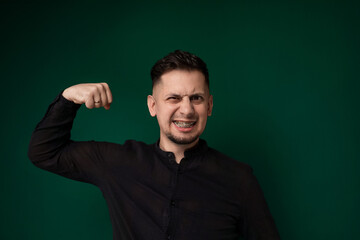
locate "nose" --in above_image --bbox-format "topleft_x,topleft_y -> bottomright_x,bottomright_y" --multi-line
179,97 -> 195,117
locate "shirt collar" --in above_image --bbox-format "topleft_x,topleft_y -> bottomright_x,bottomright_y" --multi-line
153,139 -> 208,163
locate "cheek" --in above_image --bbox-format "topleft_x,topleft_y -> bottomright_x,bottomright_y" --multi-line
196,108 -> 210,126
197,106 -> 209,117
161,106 -> 177,117
157,108 -> 175,122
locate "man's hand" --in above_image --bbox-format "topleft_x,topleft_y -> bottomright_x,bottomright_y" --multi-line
62,83 -> 113,110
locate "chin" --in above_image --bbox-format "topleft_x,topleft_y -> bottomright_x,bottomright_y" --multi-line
167,134 -> 200,145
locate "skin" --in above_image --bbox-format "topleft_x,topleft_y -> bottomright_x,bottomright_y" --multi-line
62,70 -> 213,163
147,70 -> 213,162
62,82 -> 113,110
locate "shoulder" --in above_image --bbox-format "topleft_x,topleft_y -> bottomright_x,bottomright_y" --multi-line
97,139 -> 153,156
205,146 -> 255,182
122,139 -> 152,150
201,145 -> 262,201
92,140 -> 156,172
207,147 -> 252,171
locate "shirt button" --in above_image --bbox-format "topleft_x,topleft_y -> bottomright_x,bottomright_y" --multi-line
171,200 -> 175,206
167,235 -> 171,240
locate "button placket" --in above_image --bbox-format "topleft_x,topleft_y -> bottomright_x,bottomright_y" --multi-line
166,159 -> 182,239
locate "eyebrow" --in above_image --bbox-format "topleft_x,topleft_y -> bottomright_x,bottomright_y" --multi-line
165,92 -> 206,98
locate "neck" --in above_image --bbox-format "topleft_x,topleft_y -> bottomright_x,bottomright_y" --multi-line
159,138 -> 199,164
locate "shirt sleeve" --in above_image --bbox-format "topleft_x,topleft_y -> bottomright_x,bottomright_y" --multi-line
238,168 -> 281,240
27,92 -> 105,185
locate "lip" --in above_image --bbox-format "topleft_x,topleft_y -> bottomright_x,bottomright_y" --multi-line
173,119 -> 197,122
172,121 -> 196,132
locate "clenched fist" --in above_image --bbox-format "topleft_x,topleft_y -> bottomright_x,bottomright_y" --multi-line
62,83 -> 113,110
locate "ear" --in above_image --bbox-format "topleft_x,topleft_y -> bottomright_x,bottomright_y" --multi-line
147,95 -> 157,117
207,95 -> 213,116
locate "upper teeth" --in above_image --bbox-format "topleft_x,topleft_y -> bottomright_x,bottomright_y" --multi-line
174,121 -> 195,128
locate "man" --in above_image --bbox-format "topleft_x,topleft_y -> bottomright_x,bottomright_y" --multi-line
28,50 -> 280,239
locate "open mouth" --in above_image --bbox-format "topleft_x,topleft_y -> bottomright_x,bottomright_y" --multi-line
173,121 -> 196,128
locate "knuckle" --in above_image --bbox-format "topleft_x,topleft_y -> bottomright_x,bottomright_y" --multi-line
85,103 -> 93,109
90,85 -> 98,93
85,91 -> 94,99
95,84 -> 101,90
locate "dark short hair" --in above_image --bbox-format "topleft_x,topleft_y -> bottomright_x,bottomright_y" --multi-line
150,50 -> 209,88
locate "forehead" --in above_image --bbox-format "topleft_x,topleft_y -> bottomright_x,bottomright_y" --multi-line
153,70 -> 208,96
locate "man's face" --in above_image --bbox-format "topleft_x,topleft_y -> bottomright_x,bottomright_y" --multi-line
147,69 -> 213,148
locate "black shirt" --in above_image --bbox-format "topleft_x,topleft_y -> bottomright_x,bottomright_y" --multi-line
28,94 -> 280,240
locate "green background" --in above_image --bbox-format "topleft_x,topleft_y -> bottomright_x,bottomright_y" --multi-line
1,0 -> 359,239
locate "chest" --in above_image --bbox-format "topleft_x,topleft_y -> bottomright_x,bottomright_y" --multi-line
99,156 -> 242,239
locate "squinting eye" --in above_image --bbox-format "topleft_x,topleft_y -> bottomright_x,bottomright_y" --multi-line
191,96 -> 203,102
167,96 -> 181,102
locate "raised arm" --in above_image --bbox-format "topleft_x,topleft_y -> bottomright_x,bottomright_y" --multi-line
28,83 -> 113,182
